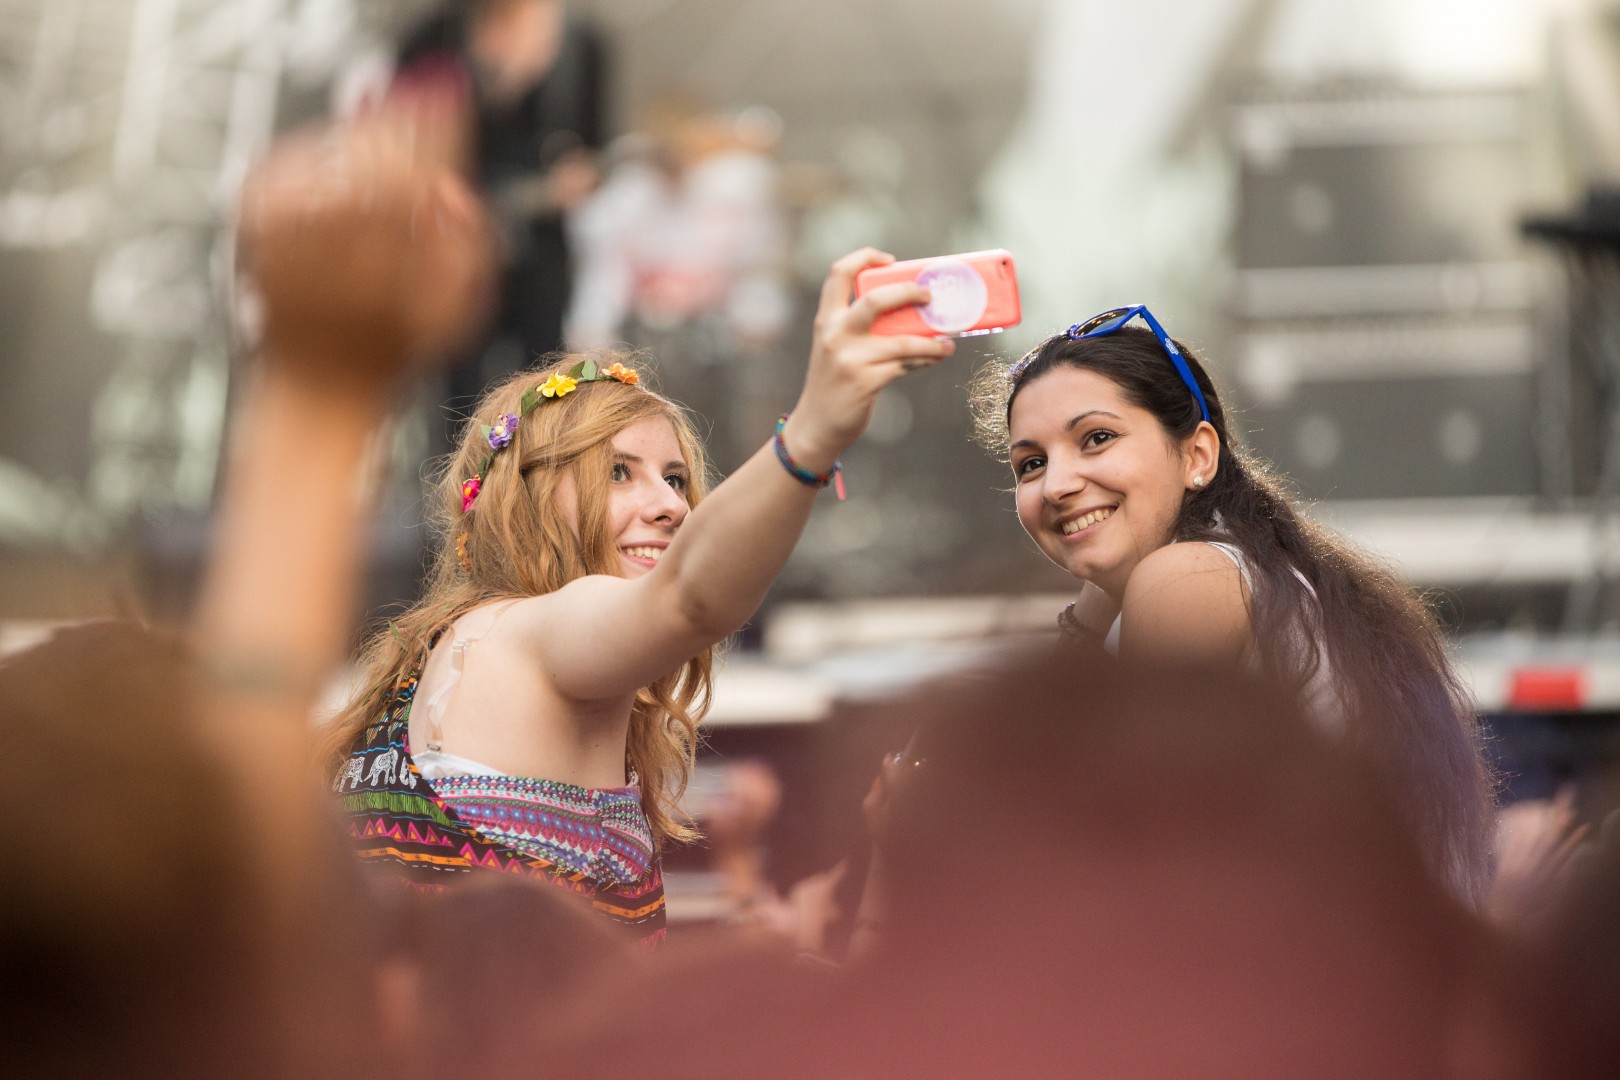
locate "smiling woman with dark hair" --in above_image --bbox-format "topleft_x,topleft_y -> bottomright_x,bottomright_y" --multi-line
969,308 -> 1495,903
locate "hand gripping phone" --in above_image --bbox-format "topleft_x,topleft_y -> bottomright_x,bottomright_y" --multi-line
854,249 -> 1022,337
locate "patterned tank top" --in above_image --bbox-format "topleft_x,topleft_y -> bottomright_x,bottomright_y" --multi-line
333,672 -> 667,946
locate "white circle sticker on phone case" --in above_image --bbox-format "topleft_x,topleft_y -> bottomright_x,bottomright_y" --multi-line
916,259 -> 988,334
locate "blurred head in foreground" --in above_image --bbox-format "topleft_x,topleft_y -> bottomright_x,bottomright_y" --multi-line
522,652 -> 1488,1079
384,875 -> 629,1080
0,622 -> 369,1079
847,654 -> 1482,1079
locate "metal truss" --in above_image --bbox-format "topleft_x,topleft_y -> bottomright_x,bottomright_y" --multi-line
0,1 -> 383,528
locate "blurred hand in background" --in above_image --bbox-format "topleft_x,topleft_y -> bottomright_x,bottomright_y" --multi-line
1488,787 -> 1589,934
235,89 -> 494,389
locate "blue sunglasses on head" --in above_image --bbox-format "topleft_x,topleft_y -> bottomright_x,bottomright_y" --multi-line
1010,304 -> 1210,424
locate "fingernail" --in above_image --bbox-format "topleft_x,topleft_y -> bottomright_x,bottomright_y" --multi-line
941,338 -> 956,354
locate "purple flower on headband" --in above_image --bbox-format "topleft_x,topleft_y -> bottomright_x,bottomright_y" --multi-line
487,413 -> 518,451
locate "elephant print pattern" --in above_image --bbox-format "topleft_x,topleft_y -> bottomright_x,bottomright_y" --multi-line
366,748 -> 399,787
332,673 -> 666,946
333,756 -> 365,793
335,746 -> 417,792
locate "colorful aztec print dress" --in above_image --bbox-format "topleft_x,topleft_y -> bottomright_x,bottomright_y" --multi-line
334,673 -> 667,946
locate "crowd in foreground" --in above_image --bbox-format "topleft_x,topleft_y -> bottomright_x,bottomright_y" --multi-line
3,86 -> 1618,1080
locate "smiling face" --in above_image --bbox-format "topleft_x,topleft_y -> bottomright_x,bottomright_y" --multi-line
554,414 -> 693,578
1008,366 -> 1206,597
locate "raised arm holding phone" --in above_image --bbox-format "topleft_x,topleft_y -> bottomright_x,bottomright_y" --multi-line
313,247 -> 953,941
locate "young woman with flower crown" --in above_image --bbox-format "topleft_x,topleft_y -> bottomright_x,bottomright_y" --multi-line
323,249 -> 953,944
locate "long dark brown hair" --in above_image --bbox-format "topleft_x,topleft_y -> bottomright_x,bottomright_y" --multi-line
970,326 -> 1495,902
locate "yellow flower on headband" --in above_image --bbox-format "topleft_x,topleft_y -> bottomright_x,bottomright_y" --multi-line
603,363 -> 640,386
539,373 -> 578,398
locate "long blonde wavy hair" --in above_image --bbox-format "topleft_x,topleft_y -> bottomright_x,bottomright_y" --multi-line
321,353 -> 715,847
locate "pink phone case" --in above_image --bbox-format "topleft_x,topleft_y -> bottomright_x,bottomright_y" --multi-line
854,249 -> 1022,337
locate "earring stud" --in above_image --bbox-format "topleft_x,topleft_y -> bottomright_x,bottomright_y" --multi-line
1193,475 -> 1205,488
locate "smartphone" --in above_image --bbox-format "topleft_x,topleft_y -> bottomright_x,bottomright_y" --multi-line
854,249 -> 1021,337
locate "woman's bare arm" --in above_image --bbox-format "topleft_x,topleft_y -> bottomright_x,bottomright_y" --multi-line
179,98 -> 491,919
193,102 -> 493,718
514,249 -> 955,702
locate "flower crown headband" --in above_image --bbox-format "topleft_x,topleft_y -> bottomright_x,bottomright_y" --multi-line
459,359 -> 640,514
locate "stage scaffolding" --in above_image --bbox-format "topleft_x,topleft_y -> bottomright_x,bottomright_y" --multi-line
0,0 -> 373,529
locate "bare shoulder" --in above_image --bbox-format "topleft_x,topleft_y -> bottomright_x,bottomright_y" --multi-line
1128,542 -> 1248,598
501,573 -> 634,640
493,571 -> 698,703
1119,542 -> 1251,663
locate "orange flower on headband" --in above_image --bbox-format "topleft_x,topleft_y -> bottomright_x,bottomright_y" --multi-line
538,373 -> 577,398
456,530 -> 471,572
603,362 -> 639,385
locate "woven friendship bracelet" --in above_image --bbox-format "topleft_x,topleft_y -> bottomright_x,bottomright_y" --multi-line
774,414 -> 846,501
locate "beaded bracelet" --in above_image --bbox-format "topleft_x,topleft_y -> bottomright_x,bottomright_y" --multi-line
774,414 -> 846,501
1056,602 -> 1108,649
